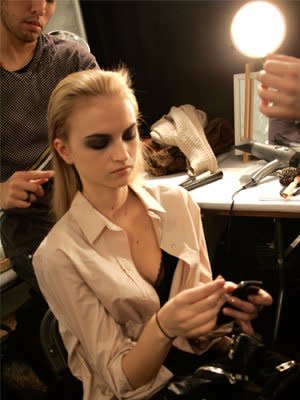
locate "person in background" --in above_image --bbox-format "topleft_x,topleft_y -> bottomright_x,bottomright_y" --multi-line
0,0 -> 99,393
258,54 -> 300,121
33,67 -> 273,399
0,0 -> 99,289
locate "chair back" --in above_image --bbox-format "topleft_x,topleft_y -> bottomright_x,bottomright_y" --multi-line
40,309 -> 68,381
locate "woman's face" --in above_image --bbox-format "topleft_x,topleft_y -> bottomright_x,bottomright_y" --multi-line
54,94 -> 139,192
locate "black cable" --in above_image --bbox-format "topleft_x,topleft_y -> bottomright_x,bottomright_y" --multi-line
225,185 -> 248,255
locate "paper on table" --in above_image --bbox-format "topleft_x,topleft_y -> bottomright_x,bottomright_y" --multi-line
258,181 -> 300,202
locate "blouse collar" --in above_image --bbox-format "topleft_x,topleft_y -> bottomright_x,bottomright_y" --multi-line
69,184 -> 166,244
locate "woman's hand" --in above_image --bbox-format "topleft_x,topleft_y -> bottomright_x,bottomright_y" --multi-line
257,54 -> 300,120
157,277 -> 226,339
221,281 -> 273,335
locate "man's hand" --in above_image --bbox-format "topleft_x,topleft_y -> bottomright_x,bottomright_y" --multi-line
258,54 -> 300,120
0,170 -> 55,210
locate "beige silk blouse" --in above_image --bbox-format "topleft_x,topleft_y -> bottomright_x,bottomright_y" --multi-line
33,183 -> 227,400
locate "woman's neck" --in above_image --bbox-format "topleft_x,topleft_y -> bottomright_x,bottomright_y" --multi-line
83,185 -> 131,221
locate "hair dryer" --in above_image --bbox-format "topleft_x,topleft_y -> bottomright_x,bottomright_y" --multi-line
235,141 -> 300,188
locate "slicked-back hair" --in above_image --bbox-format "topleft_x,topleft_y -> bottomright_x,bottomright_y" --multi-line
47,67 -> 144,220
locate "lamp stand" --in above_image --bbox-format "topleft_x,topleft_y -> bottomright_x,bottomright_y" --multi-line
243,63 -> 254,162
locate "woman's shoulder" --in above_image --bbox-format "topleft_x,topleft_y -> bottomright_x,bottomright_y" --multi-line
141,182 -> 191,207
144,181 -> 188,196
34,211 -> 78,257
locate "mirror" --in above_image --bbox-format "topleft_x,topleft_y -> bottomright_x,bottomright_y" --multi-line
233,71 -> 269,149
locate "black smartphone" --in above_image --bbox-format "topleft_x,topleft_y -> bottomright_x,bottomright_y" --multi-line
217,280 -> 263,325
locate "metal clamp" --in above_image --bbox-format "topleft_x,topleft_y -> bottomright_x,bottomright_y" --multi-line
197,365 -> 249,385
275,360 -> 296,372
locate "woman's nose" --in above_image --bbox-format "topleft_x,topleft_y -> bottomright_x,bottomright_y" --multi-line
112,140 -> 129,161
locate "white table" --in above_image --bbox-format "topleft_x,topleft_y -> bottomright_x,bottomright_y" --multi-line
147,152 -> 300,217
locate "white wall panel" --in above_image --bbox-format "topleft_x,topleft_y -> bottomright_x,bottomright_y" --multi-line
46,0 -> 88,42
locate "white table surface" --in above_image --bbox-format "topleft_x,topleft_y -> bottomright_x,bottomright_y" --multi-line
147,152 -> 300,216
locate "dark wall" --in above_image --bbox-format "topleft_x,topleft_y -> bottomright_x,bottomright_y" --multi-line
80,0 -> 300,136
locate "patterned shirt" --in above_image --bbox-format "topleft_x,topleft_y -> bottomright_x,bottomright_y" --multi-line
0,32 -> 99,257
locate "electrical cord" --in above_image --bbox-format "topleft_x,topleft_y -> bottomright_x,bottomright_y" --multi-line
225,184 -> 248,255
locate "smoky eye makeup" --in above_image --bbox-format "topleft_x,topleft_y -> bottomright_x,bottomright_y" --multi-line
84,135 -> 111,150
83,124 -> 137,150
122,125 -> 137,141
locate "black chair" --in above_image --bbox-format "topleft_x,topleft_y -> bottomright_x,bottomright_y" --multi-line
40,309 -> 68,382
40,309 -> 83,399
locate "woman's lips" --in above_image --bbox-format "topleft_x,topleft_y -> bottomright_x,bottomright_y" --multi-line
111,166 -> 131,175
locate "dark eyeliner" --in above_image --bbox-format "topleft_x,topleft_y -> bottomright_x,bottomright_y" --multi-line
123,126 -> 137,141
84,135 -> 111,150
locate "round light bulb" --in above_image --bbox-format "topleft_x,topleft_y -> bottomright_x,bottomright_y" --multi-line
231,1 -> 286,58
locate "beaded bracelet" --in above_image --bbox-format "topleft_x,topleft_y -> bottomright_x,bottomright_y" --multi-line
155,312 -> 176,341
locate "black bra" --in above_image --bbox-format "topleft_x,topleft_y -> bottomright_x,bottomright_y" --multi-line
154,250 -> 178,306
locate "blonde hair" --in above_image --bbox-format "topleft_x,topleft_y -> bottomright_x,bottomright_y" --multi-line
47,67 -> 144,220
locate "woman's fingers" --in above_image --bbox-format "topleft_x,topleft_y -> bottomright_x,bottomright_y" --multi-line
248,289 -> 273,307
176,278 -> 225,306
235,320 -> 254,336
222,299 -> 258,322
161,279 -> 272,339
161,279 -> 226,338
221,288 -> 272,324
172,303 -> 222,337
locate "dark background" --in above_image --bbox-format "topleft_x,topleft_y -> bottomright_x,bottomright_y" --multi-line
80,0 -> 300,136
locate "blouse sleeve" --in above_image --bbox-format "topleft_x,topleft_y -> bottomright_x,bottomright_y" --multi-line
182,186 -> 212,282
33,246 -> 172,400
170,187 -> 232,353
184,189 -> 234,338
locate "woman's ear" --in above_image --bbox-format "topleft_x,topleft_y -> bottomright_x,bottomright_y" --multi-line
53,138 -> 73,164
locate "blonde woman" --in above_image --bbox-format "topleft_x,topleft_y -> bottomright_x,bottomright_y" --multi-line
33,68 -> 272,400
